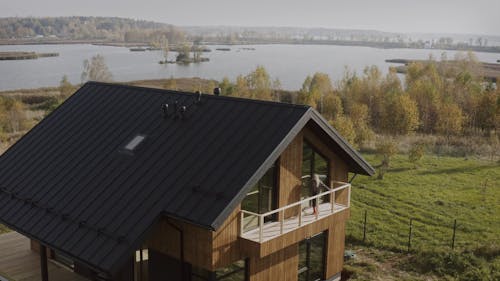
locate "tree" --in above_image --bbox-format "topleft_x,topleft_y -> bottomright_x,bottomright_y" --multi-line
245,66 -> 272,101
330,116 -> 356,146
382,94 -> 420,135
176,43 -> 191,63
3,99 -> 26,133
409,143 -> 425,168
59,75 -> 75,97
219,77 -> 235,96
349,103 -> 374,146
81,54 -> 113,82
435,103 -> 464,137
375,139 -> 398,179
160,35 -> 169,63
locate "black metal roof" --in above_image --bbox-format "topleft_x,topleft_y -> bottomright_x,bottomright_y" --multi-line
0,82 -> 373,274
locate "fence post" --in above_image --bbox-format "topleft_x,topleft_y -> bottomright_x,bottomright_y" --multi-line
407,218 -> 413,253
451,219 -> 457,250
363,210 -> 367,243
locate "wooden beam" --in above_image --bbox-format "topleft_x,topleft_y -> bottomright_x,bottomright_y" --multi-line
40,244 -> 48,281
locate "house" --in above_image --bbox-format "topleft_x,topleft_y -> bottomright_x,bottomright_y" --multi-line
0,82 -> 374,281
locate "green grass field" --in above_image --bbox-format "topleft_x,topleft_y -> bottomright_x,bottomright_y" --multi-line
345,153 -> 499,280
347,154 -> 499,251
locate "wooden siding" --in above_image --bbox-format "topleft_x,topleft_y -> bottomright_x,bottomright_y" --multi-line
278,131 -> 303,219
211,206 -> 243,269
248,243 -> 298,281
147,217 -> 213,270
325,220 -> 346,278
147,207 -> 243,271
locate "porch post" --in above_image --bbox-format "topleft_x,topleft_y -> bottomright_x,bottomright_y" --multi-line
40,244 -> 49,281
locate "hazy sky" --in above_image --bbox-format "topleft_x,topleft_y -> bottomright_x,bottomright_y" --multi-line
2,0 -> 499,35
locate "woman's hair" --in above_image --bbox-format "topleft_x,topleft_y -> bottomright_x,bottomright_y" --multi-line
313,174 -> 321,184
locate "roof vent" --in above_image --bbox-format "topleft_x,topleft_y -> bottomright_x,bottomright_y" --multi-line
161,103 -> 169,118
213,87 -> 221,96
124,135 -> 146,151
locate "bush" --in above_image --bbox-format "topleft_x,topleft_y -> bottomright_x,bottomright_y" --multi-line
409,142 -> 425,167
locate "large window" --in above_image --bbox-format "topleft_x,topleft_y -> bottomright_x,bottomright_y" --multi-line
241,162 -> 277,230
302,142 -> 330,203
298,232 -> 326,281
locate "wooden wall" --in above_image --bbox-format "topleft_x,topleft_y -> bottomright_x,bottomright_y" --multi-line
325,220 -> 346,278
147,216 -> 213,270
148,206 -> 243,271
278,131 -> 303,218
211,206 -> 243,269
248,244 -> 298,281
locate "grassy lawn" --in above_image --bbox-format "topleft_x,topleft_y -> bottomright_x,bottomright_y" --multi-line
345,153 -> 499,280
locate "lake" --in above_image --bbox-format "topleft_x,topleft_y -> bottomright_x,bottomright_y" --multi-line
0,44 -> 498,91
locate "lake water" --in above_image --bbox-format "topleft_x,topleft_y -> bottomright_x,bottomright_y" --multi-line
0,44 -> 499,91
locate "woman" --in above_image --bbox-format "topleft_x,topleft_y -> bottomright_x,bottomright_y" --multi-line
311,174 -> 330,215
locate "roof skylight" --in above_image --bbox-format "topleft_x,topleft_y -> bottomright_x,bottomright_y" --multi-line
124,135 -> 146,151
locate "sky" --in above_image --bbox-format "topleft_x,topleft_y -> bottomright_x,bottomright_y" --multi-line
1,0 -> 499,36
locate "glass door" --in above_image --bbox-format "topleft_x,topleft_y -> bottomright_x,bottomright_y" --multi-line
301,142 -> 330,209
298,232 -> 326,281
241,162 -> 277,231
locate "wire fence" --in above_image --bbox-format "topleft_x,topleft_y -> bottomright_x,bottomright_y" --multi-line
345,209 -> 498,253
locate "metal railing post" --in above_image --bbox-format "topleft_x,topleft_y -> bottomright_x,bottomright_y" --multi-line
299,207 -> 302,227
347,184 -> 351,207
331,189 -> 335,213
240,212 -> 244,235
280,210 -> 284,234
315,195 -> 319,220
259,215 -> 264,243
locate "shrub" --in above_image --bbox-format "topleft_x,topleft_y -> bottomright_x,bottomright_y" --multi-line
409,142 -> 425,167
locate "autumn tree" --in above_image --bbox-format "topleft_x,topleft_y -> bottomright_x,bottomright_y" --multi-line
1,98 -> 27,133
375,139 -> 398,179
406,61 -> 442,133
245,66 -> 272,101
219,77 -> 235,96
435,103 -> 464,137
59,75 -> 75,97
81,54 -> 113,82
348,103 -> 374,146
382,94 -> 420,135
330,117 -> 356,146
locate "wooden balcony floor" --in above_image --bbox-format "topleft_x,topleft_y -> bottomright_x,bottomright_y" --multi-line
0,232 -> 89,281
241,202 -> 347,243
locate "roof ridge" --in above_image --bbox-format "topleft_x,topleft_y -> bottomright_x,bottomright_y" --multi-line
84,81 -> 310,110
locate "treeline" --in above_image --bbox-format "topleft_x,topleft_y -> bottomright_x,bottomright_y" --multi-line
0,17 -> 186,43
218,52 -> 499,147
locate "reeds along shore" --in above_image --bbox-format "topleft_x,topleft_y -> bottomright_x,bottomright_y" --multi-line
0,51 -> 59,60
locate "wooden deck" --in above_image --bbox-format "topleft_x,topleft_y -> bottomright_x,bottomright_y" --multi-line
241,202 -> 348,243
0,232 -> 88,281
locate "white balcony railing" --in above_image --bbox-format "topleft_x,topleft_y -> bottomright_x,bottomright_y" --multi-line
240,181 -> 351,243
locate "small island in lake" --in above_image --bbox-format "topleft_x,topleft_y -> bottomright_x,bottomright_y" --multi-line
0,51 -> 59,60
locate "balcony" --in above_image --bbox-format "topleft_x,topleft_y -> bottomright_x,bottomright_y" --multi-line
240,181 -> 351,243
